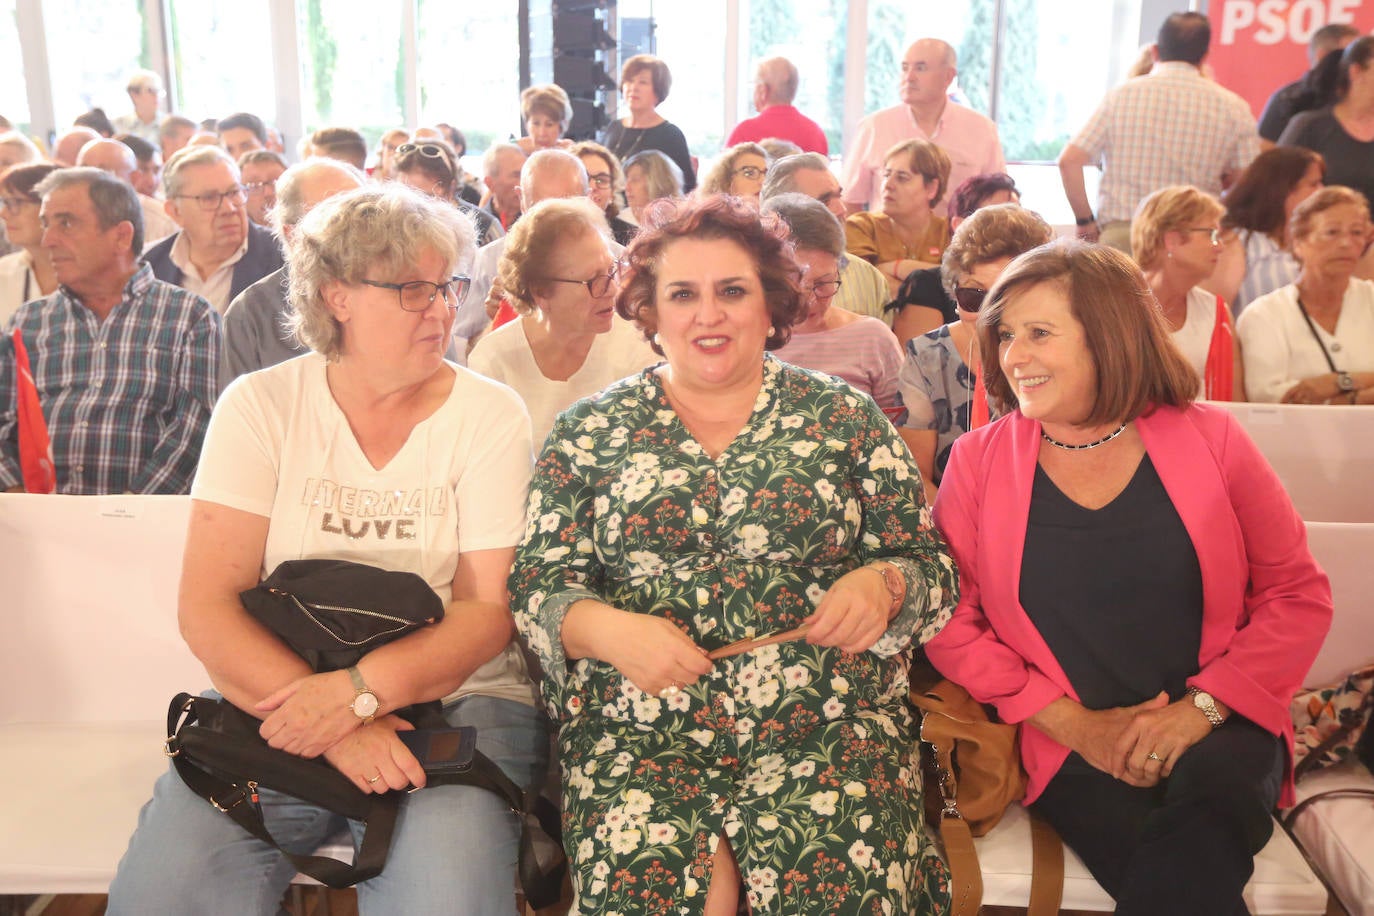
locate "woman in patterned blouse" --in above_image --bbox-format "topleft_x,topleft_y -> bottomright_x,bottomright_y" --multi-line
509,195 -> 958,914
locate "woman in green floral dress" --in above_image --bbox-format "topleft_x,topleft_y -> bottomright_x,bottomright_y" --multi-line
509,195 -> 958,915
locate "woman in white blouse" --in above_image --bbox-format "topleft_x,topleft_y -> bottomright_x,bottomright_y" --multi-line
468,196 -> 658,445
1133,186 -> 1245,401
1239,186 -> 1374,404
0,162 -> 59,325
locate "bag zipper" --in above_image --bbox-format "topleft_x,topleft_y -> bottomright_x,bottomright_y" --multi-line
269,589 -> 418,646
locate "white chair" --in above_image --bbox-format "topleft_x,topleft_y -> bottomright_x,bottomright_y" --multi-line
0,493 -> 208,895
1210,402 -> 1374,523
1285,522 -> 1374,916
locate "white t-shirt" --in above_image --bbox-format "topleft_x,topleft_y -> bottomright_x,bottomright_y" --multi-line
468,314 -> 659,447
1238,279 -> 1374,403
1169,286 -> 1218,394
0,249 -> 38,328
192,352 -> 540,707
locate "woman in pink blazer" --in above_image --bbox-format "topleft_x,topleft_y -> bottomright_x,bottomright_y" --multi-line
925,242 -> 1332,915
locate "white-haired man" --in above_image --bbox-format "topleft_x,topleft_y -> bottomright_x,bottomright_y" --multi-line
727,57 -> 828,154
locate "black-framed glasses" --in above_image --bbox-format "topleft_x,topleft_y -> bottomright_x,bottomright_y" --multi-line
733,165 -> 767,180
243,180 -> 276,196
176,186 -> 247,211
0,195 -> 37,213
360,275 -> 471,311
586,173 -> 613,189
1185,227 -> 1222,246
954,286 -> 988,313
807,279 -> 842,298
549,266 -> 618,298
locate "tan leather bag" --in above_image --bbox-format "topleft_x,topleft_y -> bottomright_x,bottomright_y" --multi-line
913,679 -> 1063,916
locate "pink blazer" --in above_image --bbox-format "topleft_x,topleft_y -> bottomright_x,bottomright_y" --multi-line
926,404 -> 1332,806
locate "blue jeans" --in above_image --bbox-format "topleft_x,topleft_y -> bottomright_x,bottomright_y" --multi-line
108,694 -> 548,916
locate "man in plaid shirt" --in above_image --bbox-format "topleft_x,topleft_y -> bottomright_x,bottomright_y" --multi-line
0,168 -> 220,494
1058,12 -> 1260,254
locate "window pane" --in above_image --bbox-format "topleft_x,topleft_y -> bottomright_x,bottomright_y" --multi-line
169,0 -> 274,123
620,0 -> 727,158
746,0 -> 846,154
995,0 -> 1140,162
0,0 -> 29,128
416,3 -> 519,152
43,0 -> 146,128
864,0 -> 995,119
299,0 -> 405,149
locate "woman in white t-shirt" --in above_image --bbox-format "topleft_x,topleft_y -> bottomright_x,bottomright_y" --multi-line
109,187 -> 545,914
469,196 -> 658,446
1134,186 -> 1245,401
0,162 -> 59,325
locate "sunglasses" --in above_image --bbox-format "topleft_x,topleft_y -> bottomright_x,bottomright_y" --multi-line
397,143 -> 453,166
954,286 -> 988,313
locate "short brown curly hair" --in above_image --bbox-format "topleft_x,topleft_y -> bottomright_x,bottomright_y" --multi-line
614,195 -> 806,355
497,197 -> 610,316
941,203 -> 1053,298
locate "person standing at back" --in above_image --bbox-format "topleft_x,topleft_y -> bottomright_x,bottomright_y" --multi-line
841,39 -> 1004,216
727,57 -> 828,155
1058,12 -> 1259,254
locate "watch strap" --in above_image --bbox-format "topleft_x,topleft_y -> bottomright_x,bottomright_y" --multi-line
1188,686 -> 1224,728
871,563 -> 906,619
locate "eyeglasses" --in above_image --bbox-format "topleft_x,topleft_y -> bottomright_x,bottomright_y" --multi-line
1310,225 -> 1372,243
243,180 -> 276,196
733,165 -> 767,180
1185,227 -> 1222,246
0,195 -> 37,213
176,186 -> 247,211
954,286 -> 989,313
549,266 -> 619,299
360,275 -> 471,311
586,173 -> 613,189
807,279 -> 842,298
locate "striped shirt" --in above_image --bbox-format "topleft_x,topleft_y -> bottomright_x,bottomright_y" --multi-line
774,316 -> 904,417
1,262 -> 221,494
1234,229 -> 1299,317
1073,63 -> 1259,223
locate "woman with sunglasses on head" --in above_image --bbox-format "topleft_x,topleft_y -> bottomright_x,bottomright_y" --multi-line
392,139 -> 502,246
468,197 -> 658,446
698,142 -> 769,205
1133,186 -> 1244,401
897,204 -> 1053,504
109,185 -> 548,914
0,162 -> 60,326
1239,186 -> 1374,404
765,193 -> 904,417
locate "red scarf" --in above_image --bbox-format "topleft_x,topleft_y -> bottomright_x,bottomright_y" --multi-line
1204,294 -> 1235,401
12,329 -> 56,493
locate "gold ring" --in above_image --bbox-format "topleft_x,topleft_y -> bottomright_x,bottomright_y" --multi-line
367,773 -> 383,784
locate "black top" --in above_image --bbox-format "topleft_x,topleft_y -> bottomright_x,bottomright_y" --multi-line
1259,78 -> 1306,143
602,120 -> 697,192
1278,107 -> 1374,208
1019,455 -> 1203,715
886,265 -> 958,325
608,214 -> 638,248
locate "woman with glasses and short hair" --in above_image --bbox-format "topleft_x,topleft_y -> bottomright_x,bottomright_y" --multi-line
0,162 -> 60,325
469,197 -> 658,446
109,184 -> 548,915
897,204 -> 1053,504
698,142 -> 769,204
1133,186 -> 1244,401
392,139 -> 501,246
570,140 -> 637,246
1239,185 -> 1374,403
845,139 -> 953,299
765,192 -> 904,417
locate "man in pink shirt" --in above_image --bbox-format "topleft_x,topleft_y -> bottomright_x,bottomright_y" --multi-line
726,57 -> 829,155
841,39 -> 1005,214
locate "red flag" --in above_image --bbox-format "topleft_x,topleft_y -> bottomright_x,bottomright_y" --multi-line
11,329 -> 55,494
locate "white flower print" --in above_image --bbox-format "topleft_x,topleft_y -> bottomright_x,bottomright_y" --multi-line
738,524 -> 769,556
823,696 -> 845,719
780,415 -> 803,429
809,790 -> 839,815
843,780 -> 868,798
720,486 -> 748,517
790,760 -> 815,778
850,839 -> 875,868
646,822 -> 678,844
790,440 -> 819,458
744,754 -> 786,797
662,468 -> 688,487
783,664 -> 810,687
626,550 -> 666,579
609,829 -> 641,855
815,478 -> 835,502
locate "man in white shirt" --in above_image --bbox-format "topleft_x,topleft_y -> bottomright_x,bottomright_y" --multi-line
142,146 -> 284,313
841,39 -> 1005,215
110,70 -> 166,146
75,138 -> 177,250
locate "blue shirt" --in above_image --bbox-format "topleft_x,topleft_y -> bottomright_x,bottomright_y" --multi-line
0,262 -> 221,494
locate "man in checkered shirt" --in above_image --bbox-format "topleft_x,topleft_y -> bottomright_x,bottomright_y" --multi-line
1058,12 -> 1260,254
0,168 -> 220,494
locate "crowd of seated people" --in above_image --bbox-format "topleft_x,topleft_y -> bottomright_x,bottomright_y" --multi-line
0,14 -> 1366,913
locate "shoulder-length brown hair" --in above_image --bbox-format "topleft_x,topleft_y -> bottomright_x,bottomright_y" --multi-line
615,194 -> 806,355
977,241 -> 1197,427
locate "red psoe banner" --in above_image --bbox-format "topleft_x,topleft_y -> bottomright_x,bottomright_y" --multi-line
1209,0 -> 1374,118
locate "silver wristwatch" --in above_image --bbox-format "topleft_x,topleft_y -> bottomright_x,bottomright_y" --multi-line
1337,372 -> 1356,393
347,665 -> 379,724
1187,686 -> 1224,729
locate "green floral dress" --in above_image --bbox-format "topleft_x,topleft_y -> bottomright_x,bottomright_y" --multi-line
510,357 -> 958,915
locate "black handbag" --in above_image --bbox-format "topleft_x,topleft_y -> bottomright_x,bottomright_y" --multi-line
166,559 -> 566,907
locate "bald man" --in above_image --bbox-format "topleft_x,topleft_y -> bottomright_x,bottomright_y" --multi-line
53,127 -> 101,166
841,39 -> 1005,213
460,149 -> 599,346
76,138 -> 178,248
727,56 -> 828,154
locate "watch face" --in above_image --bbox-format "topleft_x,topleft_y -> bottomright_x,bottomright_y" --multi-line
353,692 -> 379,718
